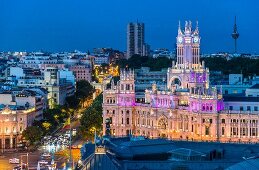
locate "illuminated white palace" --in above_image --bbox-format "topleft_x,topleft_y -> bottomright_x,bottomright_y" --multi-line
103,21 -> 259,143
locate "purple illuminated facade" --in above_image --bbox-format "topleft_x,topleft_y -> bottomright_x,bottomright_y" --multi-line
102,21 -> 258,143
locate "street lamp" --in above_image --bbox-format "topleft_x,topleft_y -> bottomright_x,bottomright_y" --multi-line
20,152 -> 29,169
90,127 -> 97,152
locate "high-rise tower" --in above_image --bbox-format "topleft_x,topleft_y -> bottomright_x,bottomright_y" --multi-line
231,16 -> 239,53
127,22 -> 145,59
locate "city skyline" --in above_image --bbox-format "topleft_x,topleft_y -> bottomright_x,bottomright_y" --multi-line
1,0 -> 259,53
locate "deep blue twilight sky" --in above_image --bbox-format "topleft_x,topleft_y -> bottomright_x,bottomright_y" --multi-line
0,0 -> 259,53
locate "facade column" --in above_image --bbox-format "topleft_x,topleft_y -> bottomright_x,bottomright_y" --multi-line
226,116 -> 231,138
1,136 -> 3,152
238,118 -> 241,139
3,136 -> 5,152
182,115 -> 185,132
130,109 -> 133,131
10,135 -> 13,149
248,119 -> 251,139
123,109 -> 126,136
213,116 -> 217,141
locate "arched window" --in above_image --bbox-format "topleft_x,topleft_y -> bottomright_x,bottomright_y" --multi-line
158,118 -> 167,130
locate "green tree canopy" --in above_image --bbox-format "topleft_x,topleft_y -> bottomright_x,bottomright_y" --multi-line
76,80 -> 95,100
79,93 -> 103,140
116,54 -> 173,71
66,80 -> 95,108
22,126 -> 43,144
117,55 -> 259,76
202,57 -> 259,76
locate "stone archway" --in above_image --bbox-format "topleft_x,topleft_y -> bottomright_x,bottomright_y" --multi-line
168,76 -> 182,90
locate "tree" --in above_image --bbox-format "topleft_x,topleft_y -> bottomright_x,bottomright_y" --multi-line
76,80 -> 95,100
22,126 -> 43,144
116,54 -> 173,71
66,80 -> 95,108
65,95 -> 80,109
79,93 -> 103,140
42,122 -> 52,131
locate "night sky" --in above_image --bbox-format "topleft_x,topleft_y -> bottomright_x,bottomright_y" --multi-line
0,0 -> 258,53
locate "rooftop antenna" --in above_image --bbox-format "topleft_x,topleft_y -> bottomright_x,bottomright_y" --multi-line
232,16 -> 239,53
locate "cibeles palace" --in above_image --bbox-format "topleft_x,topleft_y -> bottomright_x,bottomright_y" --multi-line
103,21 -> 259,143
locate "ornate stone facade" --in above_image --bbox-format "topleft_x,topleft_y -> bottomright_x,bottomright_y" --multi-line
103,21 -> 259,143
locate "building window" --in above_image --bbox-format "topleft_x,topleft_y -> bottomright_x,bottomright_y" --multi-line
126,84 -> 130,90
225,90 -> 228,94
121,118 -> 124,124
251,128 -> 257,136
127,118 -> 129,125
209,119 -> 213,124
229,106 -> 233,110
112,110 -> 115,114
205,126 -> 210,135
222,127 -> 225,136
254,106 -> 258,111
110,117 -> 112,124
240,106 -> 243,111
247,106 -> 251,111
222,119 -> 225,124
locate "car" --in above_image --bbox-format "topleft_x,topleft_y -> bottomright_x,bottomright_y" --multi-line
38,160 -> 48,164
9,158 -> 19,164
42,153 -> 51,157
13,163 -> 27,170
71,145 -> 78,149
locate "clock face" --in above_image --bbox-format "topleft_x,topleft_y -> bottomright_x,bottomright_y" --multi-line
194,37 -> 199,43
178,37 -> 183,43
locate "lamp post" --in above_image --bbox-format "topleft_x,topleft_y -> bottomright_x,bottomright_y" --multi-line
20,153 -> 29,169
90,127 -> 97,152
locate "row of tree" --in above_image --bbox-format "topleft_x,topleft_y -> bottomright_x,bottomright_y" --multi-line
116,54 -> 259,76
202,57 -> 259,76
79,93 -> 103,141
65,80 -> 95,108
22,80 -> 95,145
116,55 -> 172,71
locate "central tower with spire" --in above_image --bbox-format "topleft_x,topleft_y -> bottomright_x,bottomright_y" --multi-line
168,20 -> 209,91
176,21 -> 200,69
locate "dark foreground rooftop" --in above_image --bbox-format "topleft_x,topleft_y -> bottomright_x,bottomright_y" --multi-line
78,137 -> 259,170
